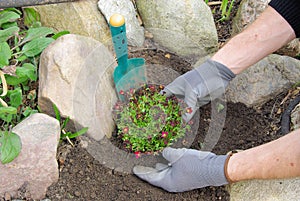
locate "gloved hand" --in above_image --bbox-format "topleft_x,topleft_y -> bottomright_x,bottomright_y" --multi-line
133,147 -> 232,192
162,59 -> 235,122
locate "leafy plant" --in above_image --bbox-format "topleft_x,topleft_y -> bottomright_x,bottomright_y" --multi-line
113,84 -> 191,158
0,7 -> 69,164
218,0 -> 235,22
0,129 -> 21,164
204,0 -> 235,22
53,103 -> 88,145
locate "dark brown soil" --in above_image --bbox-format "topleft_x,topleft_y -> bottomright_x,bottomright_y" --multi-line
44,82 -> 290,201
43,1 -> 291,200
45,52 -> 293,201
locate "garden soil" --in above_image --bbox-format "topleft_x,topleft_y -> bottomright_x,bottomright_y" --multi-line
11,1 -> 299,200
44,49 -> 291,201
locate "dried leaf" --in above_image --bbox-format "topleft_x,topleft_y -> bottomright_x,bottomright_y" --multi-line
1,65 -> 16,76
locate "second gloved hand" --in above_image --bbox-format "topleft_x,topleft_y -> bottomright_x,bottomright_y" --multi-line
133,147 -> 232,192
162,59 -> 236,122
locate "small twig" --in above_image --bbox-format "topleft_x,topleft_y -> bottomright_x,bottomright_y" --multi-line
66,136 -> 74,146
62,129 -> 74,146
0,71 -> 8,97
0,98 -> 8,107
207,1 -> 222,6
270,98 -> 279,118
280,90 -> 292,105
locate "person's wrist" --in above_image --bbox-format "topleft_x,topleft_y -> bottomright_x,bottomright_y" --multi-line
207,59 -> 236,82
201,154 -> 230,187
224,153 -> 235,183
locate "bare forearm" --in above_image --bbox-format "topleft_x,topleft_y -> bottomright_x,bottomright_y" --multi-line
212,6 -> 296,75
227,129 -> 300,182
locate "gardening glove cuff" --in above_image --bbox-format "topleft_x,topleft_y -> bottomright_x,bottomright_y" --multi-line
133,147 -> 231,192
162,59 -> 235,122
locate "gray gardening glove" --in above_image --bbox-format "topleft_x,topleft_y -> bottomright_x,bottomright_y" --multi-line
162,59 -> 235,122
133,147 -> 232,192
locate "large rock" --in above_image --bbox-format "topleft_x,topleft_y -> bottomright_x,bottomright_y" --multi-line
38,34 -> 117,141
232,0 -> 299,57
98,0 -> 145,47
291,102 -> 300,130
32,0 -> 112,46
0,113 -> 60,200
136,0 -> 218,62
229,178 -> 300,201
226,54 -> 300,107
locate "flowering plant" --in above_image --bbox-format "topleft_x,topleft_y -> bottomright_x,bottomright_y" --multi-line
113,84 -> 191,158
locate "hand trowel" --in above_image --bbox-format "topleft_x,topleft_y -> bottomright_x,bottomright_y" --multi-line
109,14 -> 146,99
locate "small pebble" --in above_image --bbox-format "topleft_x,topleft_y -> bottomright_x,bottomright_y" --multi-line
4,192 -> 11,201
90,192 -> 96,199
74,191 -> 81,197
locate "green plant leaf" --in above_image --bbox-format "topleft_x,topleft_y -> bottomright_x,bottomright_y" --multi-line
0,11 -> 20,27
65,127 -> 88,139
9,88 -> 23,108
0,26 -> 19,43
52,30 -> 70,40
53,104 -> 61,122
61,116 -> 70,130
5,74 -> 28,86
5,63 -> 36,85
16,55 -> 28,62
0,106 -> 17,123
1,8 -> 22,15
0,131 -> 21,164
22,107 -> 38,118
22,27 -> 54,44
23,8 -> 41,28
17,63 -> 37,81
0,114 -> 13,123
21,37 -> 54,57
0,106 -> 17,115
216,103 -> 225,113
2,21 -> 18,29
0,42 -> 12,67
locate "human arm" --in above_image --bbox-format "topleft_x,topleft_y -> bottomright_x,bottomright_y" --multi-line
163,4 -> 298,122
227,128 -> 300,181
133,129 -> 300,192
212,5 -> 297,75
133,1 -> 300,192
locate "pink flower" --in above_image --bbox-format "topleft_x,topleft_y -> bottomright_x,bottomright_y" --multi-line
149,85 -> 155,91
170,121 -> 176,127
186,107 -> 193,114
123,127 -> 129,133
161,131 -> 168,138
129,88 -> 135,95
136,114 -> 142,119
134,151 -> 141,159
188,120 -> 194,125
114,105 -> 119,110
119,90 -> 124,95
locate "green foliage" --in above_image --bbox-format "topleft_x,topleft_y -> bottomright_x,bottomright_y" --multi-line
0,7 -> 69,164
216,102 -> 225,112
0,130 -> 21,164
23,8 -> 41,28
113,85 -> 191,156
205,0 -> 235,22
218,0 -> 235,22
53,104 -> 88,142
